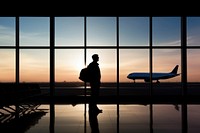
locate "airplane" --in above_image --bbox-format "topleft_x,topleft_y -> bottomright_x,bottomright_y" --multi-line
127,65 -> 180,83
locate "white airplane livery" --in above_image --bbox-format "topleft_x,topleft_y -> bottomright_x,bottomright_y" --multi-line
127,65 -> 180,83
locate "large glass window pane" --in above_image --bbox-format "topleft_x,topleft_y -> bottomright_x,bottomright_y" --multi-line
120,49 -> 149,95
0,49 -> 15,82
55,49 -> 84,82
87,17 -> 116,46
119,17 -> 149,46
153,49 -> 181,96
153,49 -> 181,83
0,17 -> 15,46
19,17 -> 49,46
187,49 -> 200,82
55,17 -> 84,46
187,17 -> 200,46
87,49 -> 117,96
153,17 -> 181,46
187,49 -> 200,95
20,49 -> 49,82
120,49 -> 149,82
87,49 -> 116,83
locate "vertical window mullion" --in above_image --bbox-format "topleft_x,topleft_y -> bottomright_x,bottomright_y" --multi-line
181,16 -> 188,133
116,17 -> 119,97
84,16 -> 87,66
50,16 -> 55,97
16,17 -> 19,84
181,16 -> 187,96
149,16 -> 153,96
50,16 -> 55,133
116,16 -> 119,133
84,16 -> 87,133
84,17 -> 87,97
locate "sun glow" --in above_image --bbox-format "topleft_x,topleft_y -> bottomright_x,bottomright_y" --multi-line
74,59 -> 85,72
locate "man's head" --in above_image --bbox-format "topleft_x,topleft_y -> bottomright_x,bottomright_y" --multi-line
92,54 -> 99,62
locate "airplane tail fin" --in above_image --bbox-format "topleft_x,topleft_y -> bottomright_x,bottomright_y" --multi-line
170,65 -> 179,74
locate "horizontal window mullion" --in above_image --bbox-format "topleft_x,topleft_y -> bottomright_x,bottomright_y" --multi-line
2,46 -> 200,49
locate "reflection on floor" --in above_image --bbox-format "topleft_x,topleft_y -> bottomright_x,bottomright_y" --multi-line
1,104 -> 200,133
0,106 -> 48,133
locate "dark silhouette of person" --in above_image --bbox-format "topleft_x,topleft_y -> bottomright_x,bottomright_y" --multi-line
87,54 -> 102,112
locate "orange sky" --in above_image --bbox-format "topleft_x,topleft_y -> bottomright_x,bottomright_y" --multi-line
0,49 -> 200,83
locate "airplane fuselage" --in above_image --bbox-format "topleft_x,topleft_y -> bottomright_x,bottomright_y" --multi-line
127,73 -> 179,81
127,65 -> 180,83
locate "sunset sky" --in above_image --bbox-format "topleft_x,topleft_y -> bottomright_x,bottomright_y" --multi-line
0,16 -> 200,82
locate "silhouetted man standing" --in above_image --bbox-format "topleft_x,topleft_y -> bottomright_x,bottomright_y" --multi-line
88,54 -> 102,113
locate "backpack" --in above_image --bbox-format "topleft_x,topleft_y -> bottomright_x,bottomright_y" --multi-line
79,67 -> 90,82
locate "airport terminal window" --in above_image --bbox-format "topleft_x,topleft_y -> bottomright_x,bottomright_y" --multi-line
187,17 -> 200,86
0,17 -> 15,82
1,16 -> 200,95
187,17 -> 200,46
87,17 -> 116,46
152,17 -> 181,46
2,16 -> 200,133
55,49 -> 84,82
119,49 -> 149,95
55,17 -> 84,46
119,17 -> 149,46
19,17 -> 50,46
187,49 -> 200,82
87,49 -> 117,83
0,49 -> 15,82
19,49 -> 50,82
153,49 -> 181,82
119,49 -> 149,82
0,17 -> 15,46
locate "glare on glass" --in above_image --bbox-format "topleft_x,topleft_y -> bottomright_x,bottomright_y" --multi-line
55,49 -> 84,82
87,49 -> 116,82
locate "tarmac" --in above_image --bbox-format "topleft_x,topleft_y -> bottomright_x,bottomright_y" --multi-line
34,82 -> 200,105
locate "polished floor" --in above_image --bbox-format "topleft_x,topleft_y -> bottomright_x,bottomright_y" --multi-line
1,83 -> 200,133
1,103 -> 200,133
